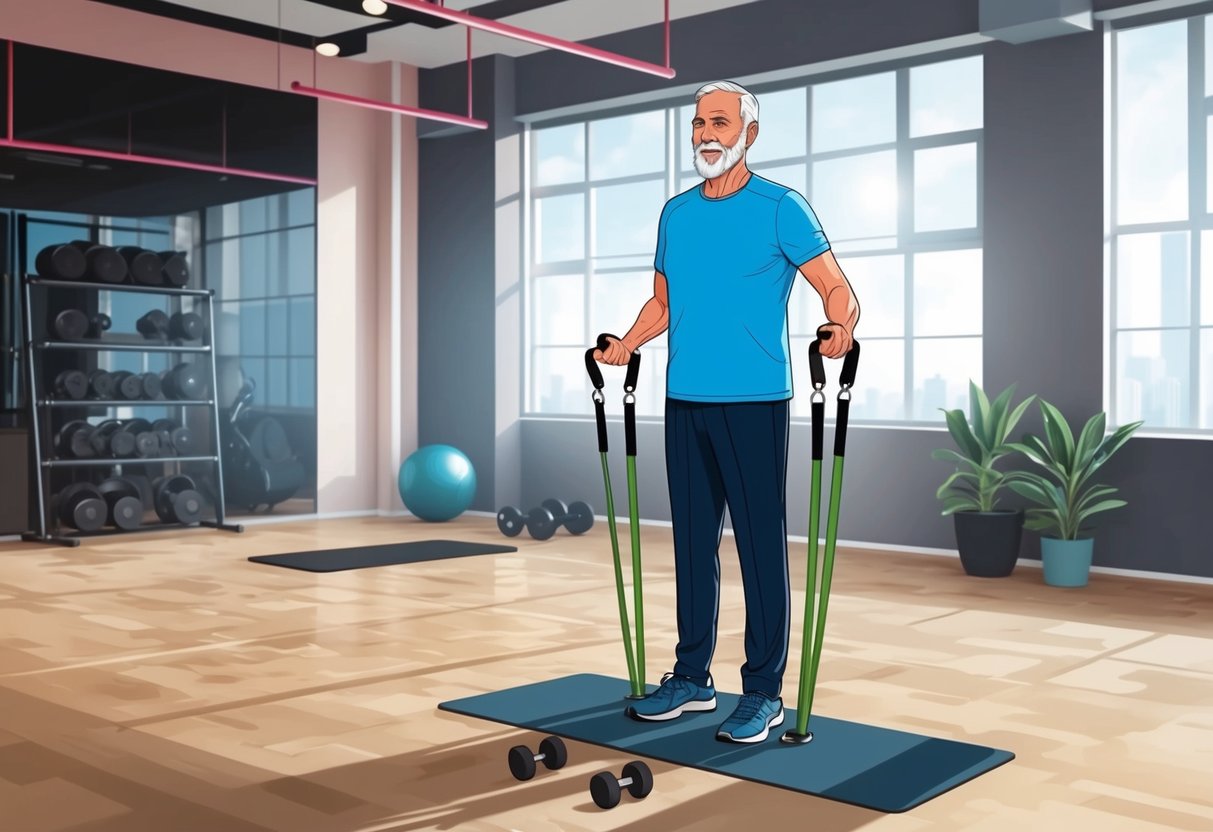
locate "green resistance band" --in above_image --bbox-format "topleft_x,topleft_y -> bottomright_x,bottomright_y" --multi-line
782,329 -> 860,745
586,334 -> 645,698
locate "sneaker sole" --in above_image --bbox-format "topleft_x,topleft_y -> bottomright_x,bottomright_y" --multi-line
626,696 -> 717,722
716,708 -> 785,743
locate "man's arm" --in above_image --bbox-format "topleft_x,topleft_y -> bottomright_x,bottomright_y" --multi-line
594,272 -> 668,364
622,272 -> 669,352
799,251 -> 859,358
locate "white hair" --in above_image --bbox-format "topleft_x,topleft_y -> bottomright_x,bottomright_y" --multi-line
694,80 -> 759,128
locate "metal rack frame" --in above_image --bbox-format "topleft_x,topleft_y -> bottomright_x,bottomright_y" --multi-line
17,217 -> 244,546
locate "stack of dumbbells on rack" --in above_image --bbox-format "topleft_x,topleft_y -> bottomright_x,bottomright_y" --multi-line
496,498 -> 595,540
28,237 -> 220,541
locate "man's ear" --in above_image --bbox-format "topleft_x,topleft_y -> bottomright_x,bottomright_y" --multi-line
746,120 -> 759,148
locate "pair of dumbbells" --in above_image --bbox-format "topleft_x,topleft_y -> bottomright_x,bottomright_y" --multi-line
137,309 -> 203,341
497,499 -> 595,540
53,478 -> 142,532
507,736 -> 653,811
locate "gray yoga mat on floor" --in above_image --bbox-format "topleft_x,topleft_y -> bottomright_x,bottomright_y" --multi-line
249,539 -> 518,572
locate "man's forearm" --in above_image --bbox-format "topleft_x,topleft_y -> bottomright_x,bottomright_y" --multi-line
801,252 -> 860,334
824,281 -> 859,333
622,297 -> 669,352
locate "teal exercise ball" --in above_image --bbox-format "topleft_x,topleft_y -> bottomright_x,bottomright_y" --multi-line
398,444 -> 477,521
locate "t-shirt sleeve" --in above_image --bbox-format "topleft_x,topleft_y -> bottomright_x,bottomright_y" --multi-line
653,201 -> 670,274
777,191 -> 831,266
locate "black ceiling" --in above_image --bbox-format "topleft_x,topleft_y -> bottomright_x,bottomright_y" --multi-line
88,0 -> 570,50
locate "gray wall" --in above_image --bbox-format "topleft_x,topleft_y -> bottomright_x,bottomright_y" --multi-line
418,55 -> 519,511
418,0 -> 1213,579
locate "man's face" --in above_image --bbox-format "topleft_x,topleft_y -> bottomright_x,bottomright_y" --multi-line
691,90 -> 757,180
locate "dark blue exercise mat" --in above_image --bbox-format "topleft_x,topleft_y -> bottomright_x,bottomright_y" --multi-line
439,673 -> 1014,813
248,540 -> 518,572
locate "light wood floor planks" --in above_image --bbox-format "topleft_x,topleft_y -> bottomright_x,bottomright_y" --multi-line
0,515 -> 1211,831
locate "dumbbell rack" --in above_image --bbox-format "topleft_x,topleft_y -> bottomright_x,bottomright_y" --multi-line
18,254 -> 245,546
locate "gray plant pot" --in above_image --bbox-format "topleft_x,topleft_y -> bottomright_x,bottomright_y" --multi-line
953,510 -> 1024,577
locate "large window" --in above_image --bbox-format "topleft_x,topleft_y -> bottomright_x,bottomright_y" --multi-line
204,190 -> 317,412
1108,15 -> 1209,432
525,53 -> 984,421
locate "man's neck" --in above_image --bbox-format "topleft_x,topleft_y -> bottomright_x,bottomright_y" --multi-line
702,160 -> 751,199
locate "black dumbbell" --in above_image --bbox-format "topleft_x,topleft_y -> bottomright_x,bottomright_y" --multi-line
35,243 -> 86,280
117,247 -> 163,286
154,474 -> 203,525
54,482 -> 107,532
508,736 -> 567,781
169,312 -> 203,341
139,371 -> 162,400
53,369 -> 89,400
589,761 -> 653,810
124,473 -> 155,512
88,313 -> 112,339
152,418 -> 193,456
89,419 -> 136,458
137,309 -> 170,339
70,241 -> 127,283
497,505 -> 525,537
162,362 -> 207,400
52,309 -> 89,341
159,251 -> 189,287
87,369 -> 115,399
526,499 -> 595,540
120,419 -> 161,458
97,477 -> 144,530
56,420 -> 96,459
109,371 -> 143,401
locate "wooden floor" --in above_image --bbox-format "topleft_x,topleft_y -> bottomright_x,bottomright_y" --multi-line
0,515 -> 1211,832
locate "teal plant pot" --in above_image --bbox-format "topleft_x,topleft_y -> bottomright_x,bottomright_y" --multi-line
1040,537 -> 1094,587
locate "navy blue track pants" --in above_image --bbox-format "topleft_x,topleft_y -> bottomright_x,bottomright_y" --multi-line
664,396 -> 790,698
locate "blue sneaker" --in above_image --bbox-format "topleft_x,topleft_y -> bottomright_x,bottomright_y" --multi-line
716,692 -> 784,743
625,673 -> 717,721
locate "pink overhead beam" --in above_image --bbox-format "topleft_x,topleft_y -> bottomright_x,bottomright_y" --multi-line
382,0 -> 677,79
290,82 -> 488,129
2,39 -> 316,185
0,138 -> 318,185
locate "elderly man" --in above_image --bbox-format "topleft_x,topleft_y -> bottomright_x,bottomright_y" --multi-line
593,80 -> 860,743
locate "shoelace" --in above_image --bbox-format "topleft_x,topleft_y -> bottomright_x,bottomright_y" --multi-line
652,673 -> 687,703
732,693 -> 769,721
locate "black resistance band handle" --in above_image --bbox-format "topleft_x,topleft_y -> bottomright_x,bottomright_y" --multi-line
585,333 -> 642,456
808,327 -> 861,458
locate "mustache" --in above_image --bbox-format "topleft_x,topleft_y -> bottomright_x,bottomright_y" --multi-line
696,141 -> 726,152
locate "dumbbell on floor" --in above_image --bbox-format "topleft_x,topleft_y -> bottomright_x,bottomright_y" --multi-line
589,761 -> 653,810
507,736 -> 567,781
526,499 -> 595,540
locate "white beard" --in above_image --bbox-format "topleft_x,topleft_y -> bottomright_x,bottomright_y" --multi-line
693,131 -> 747,180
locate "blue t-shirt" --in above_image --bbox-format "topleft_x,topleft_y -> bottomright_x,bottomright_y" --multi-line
653,174 -> 831,402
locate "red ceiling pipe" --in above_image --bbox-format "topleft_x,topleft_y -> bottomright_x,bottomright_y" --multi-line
290,81 -> 488,130
382,0 -> 676,79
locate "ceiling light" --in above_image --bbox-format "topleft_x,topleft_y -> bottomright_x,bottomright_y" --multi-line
315,41 -> 341,57
362,0 -> 388,14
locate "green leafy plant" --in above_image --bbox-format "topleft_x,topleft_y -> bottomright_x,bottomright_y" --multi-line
1004,401 -> 1142,540
932,380 -> 1036,514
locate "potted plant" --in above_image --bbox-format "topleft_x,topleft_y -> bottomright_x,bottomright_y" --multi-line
1005,401 -> 1142,587
933,380 -> 1036,577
